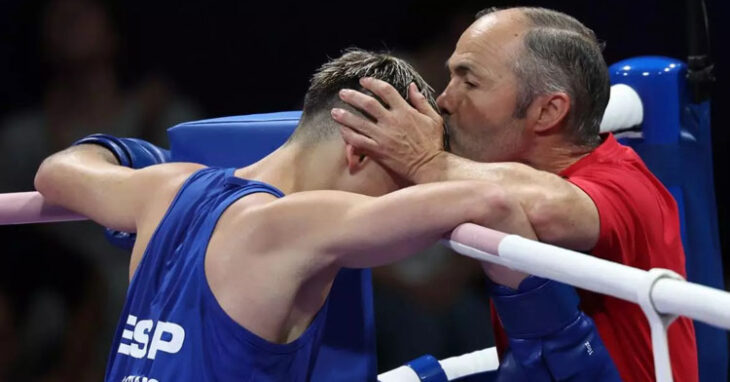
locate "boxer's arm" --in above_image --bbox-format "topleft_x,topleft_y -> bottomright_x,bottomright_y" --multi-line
243,180 -> 520,268
34,144 -> 197,232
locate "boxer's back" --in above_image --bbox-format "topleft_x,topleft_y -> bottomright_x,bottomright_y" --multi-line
105,167 -> 327,382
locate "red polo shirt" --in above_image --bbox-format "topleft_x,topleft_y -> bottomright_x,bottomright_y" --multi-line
493,133 -> 698,381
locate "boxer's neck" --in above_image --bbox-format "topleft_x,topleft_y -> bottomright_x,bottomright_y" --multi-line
234,140 -> 349,195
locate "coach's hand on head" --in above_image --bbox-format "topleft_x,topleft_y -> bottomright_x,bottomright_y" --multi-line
332,78 -> 447,184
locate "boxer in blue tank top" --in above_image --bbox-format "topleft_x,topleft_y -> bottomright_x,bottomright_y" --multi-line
34,50 -> 509,381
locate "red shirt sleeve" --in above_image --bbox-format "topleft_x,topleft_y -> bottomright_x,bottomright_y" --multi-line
566,158 -> 684,272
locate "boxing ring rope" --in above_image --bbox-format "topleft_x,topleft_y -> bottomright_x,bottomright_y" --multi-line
0,191 -> 85,225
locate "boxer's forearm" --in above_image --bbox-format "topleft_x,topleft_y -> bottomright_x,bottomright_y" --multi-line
35,146 -> 139,231
34,135 -> 180,235
35,145 -> 123,203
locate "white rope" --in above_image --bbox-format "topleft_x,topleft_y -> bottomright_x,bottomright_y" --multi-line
378,347 -> 499,382
439,347 -> 499,380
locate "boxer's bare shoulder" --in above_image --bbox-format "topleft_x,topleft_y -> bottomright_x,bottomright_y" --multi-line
129,162 -> 207,276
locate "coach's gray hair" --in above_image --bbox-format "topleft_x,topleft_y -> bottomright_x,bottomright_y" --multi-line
290,48 -> 437,144
477,7 -> 610,147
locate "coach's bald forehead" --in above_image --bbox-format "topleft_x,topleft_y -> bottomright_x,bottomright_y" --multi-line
450,8 -> 528,80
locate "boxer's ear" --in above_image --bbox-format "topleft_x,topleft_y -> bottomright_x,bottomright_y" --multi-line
345,143 -> 368,173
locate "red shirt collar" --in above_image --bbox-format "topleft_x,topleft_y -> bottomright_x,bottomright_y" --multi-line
560,133 -> 623,177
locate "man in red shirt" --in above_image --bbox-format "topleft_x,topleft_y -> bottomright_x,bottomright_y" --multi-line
560,134 -> 697,379
331,5 -> 698,381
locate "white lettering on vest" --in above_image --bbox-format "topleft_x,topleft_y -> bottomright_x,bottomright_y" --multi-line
121,374 -> 159,382
118,314 -> 185,359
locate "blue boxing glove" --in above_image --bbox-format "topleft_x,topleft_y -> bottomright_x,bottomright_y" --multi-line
490,277 -> 621,382
73,134 -> 171,250
73,134 -> 170,169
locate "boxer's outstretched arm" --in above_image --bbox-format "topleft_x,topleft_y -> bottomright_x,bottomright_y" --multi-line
243,180 -> 530,269
34,145 -> 198,232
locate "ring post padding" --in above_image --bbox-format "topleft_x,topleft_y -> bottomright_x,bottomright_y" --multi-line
168,112 -> 301,167
610,56 -> 727,381
609,56 -> 685,144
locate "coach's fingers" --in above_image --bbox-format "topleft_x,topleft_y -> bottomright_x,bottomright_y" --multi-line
331,108 -> 378,138
338,89 -> 387,121
408,83 -> 441,121
359,77 -> 410,110
339,126 -> 380,154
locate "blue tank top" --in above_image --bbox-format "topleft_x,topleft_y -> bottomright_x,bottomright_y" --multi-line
105,167 -> 329,382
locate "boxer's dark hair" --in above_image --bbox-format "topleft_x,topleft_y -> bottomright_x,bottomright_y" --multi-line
477,7 -> 610,147
289,48 -> 437,144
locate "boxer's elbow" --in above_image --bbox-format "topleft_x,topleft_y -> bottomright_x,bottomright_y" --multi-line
35,146 -> 111,201
33,156 -> 56,194
34,155 -> 62,202
34,153 -> 82,205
